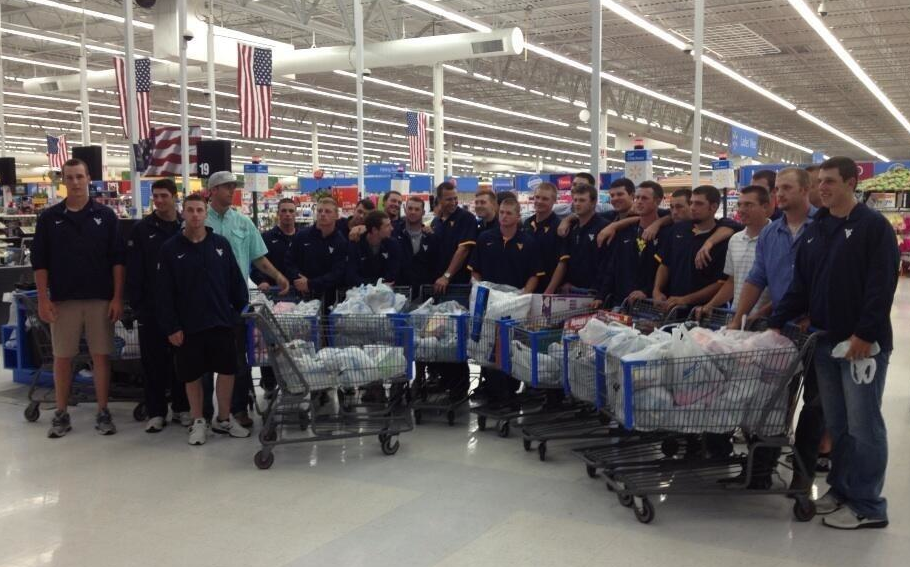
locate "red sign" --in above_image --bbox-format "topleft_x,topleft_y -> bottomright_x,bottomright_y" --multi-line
556,175 -> 572,190
856,162 -> 875,181
332,186 -> 360,210
313,169 -> 324,180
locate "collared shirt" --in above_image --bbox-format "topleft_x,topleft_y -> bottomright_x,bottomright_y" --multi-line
431,206 -> 478,284
126,211 -> 181,319
561,214 -> 610,290
724,224 -> 770,312
205,205 -> 268,281
346,237 -> 402,287
522,212 -> 563,291
477,216 -> 499,235
394,222 -> 439,291
469,228 -> 543,289
31,198 -> 124,302
746,214 -> 813,307
659,220 -> 730,298
250,226 -> 296,285
285,225 -> 348,296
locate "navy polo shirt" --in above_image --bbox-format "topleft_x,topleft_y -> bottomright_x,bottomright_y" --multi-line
469,228 -> 543,289
346,237 -> 403,287
394,223 -> 439,289
285,225 -> 348,295
126,211 -> 180,320
431,206 -> 478,284
477,217 -> 499,235
561,214 -> 610,290
31,198 -> 125,302
251,226 -> 296,285
522,212 -> 563,291
658,220 -> 730,298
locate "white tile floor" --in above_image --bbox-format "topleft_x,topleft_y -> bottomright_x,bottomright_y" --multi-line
1,281 -> 909,567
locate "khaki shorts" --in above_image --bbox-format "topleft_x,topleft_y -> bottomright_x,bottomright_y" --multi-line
50,300 -> 114,358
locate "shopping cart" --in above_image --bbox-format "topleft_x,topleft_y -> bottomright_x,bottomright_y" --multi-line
17,291 -> 146,423
246,289 -> 320,367
620,298 -> 691,333
243,306 -> 415,470
601,323 -> 820,524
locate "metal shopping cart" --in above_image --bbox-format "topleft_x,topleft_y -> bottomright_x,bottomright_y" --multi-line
620,297 -> 692,332
243,306 -> 415,469
17,291 -> 146,423
600,322 -> 820,524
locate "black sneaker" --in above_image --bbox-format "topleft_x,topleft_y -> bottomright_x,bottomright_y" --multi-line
48,410 -> 72,438
95,408 -> 117,435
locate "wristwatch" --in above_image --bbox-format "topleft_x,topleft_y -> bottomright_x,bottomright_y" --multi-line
443,272 -> 452,279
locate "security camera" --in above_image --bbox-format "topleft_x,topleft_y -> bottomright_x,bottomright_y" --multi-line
182,29 -> 195,42
682,43 -> 694,55
75,104 -> 84,114
362,68 -> 372,77
817,1 -> 828,17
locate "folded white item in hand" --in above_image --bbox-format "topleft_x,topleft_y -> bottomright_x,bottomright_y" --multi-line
832,338 -> 881,385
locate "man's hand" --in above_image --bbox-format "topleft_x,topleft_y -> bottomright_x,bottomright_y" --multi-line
666,296 -> 688,310
293,276 -> 309,294
652,290 -> 667,304
433,275 -> 449,295
168,330 -> 184,347
642,222 -> 661,242
349,225 -> 367,242
274,274 -> 290,296
557,215 -> 577,238
108,297 -> 124,323
596,224 -> 618,248
693,305 -> 712,320
591,299 -> 603,310
727,314 -> 744,331
38,298 -> 58,324
558,283 -> 574,294
795,316 -> 811,334
844,335 -> 873,360
627,290 -> 647,304
257,282 -> 271,292
695,241 -> 714,270
421,225 -> 433,234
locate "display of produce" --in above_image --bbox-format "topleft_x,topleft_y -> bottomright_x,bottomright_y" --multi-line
859,166 -> 910,192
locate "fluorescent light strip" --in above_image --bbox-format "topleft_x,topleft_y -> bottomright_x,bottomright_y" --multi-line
400,1 -> 491,33
788,0 -> 910,138
796,111 -> 888,160
1,54 -> 79,71
21,0 -> 155,29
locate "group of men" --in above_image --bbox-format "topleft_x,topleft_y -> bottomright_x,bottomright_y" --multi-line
31,155 -> 898,530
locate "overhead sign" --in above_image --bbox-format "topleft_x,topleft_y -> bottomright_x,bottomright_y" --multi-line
527,175 -> 543,190
812,151 -> 825,164
243,163 -> 269,193
491,177 -> 514,192
711,160 -> 735,188
730,126 -> 759,158
365,163 -> 406,176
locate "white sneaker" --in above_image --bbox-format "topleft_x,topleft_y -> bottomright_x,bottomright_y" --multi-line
188,419 -> 209,445
822,506 -> 888,530
172,411 -> 193,427
145,416 -> 166,433
211,416 -> 251,438
814,491 -> 844,515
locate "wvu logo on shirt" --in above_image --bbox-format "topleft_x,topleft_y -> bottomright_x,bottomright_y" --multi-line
449,221 -> 454,227
216,248 -> 224,257
422,245 -> 428,252
328,246 -> 334,254
636,238 -> 646,253
382,252 -> 389,259
543,226 -> 550,233
845,229 -> 854,239
588,234 -> 595,241
94,217 -> 102,225
517,243 -> 524,251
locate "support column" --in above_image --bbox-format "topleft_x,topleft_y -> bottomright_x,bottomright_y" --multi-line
311,121 -> 320,171
432,63 -> 445,186
124,0 -> 141,218
598,110 -> 609,173
0,2 -> 5,156
691,0 -> 705,182
207,0 -> 218,137
446,144 -> 454,178
353,0 -> 365,195
178,0 -> 190,195
79,34 -> 91,146
589,0 -> 603,182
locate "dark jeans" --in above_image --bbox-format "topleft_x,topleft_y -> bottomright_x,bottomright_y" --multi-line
138,317 -> 188,418
790,362 -> 826,487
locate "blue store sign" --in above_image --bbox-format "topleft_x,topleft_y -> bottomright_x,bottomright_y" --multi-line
730,126 -> 759,158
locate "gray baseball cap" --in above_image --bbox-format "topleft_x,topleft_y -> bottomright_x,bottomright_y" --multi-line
207,171 -> 241,189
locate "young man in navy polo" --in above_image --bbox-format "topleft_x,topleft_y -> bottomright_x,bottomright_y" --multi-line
346,210 -> 402,287
156,194 -> 250,445
33,158 -> 125,438
336,198 -> 375,237
251,198 -> 297,290
286,197 -> 349,306
474,189 -> 499,235
546,183 -> 608,295
395,196 -> 438,299
522,182 -> 562,293
431,182 -> 477,294
126,178 -> 189,432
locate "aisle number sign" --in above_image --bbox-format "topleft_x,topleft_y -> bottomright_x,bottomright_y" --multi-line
244,163 -> 269,193
730,126 -> 759,158
711,160 -> 735,189
624,149 -> 653,186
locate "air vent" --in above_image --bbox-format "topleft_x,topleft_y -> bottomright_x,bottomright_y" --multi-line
673,23 -> 780,59
471,39 -> 504,54
39,82 -> 60,93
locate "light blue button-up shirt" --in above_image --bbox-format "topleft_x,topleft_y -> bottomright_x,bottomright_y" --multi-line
745,213 -> 813,306
205,205 -> 268,281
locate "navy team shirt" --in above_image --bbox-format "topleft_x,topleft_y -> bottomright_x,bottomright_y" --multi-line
469,228 -> 543,289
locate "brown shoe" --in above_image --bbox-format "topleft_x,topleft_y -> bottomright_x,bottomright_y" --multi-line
233,411 -> 254,428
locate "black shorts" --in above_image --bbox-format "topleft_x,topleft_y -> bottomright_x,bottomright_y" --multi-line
175,327 -> 238,383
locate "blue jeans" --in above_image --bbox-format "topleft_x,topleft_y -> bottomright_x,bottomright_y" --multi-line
814,339 -> 890,519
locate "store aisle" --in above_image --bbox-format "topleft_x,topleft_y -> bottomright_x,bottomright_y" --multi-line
1,281 -> 908,567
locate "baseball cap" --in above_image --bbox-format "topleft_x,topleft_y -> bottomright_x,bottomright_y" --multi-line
207,171 -> 241,189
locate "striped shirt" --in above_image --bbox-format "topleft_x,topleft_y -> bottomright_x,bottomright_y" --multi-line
724,224 -> 770,314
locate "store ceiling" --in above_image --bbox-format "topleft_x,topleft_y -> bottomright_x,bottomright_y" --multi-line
1,0 -> 908,179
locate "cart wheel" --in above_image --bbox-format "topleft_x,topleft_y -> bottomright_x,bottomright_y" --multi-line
538,442 -> 547,462
634,497 -> 655,524
497,420 -> 510,438
523,438 -> 533,452
261,428 -> 278,443
24,402 -> 40,422
381,436 -> 400,456
618,493 -> 634,508
660,438 -> 679,458
133,403 -> 147,422
793,498 -> 816,522
586,465 -> 598,479
254,450 -> 274,470
413,409 -> 422,425
477,415 -> 487,431
298,409 -> 311,431
446,410 -> 455,426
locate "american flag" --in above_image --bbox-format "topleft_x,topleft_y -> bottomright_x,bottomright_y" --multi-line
46,134 -> 69,171
144,126 -> 202,177
406,111 -> 428,172
114,57 -> 151,140
237,44 -> 272,139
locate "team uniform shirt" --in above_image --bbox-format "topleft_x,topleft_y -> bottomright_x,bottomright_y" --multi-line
477,217 -> 499,235
285,225 -> 348,296
156,228 -> 249,336
469,228 -> 543,289
394,223 -> 439,291
522,213 -> 563,292
658,220 -> 731,298
746,215 -> 813,307
561,214 -> 610,291
723,225 -> 770,312
346,237 -> 403,287
431,206 -> 478,284
205,205 -> 268,281
31,198 -> 125,302
126,211 -> 180,320
250,226 -> 296,286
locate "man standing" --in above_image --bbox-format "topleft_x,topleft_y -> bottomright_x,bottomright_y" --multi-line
805,165 -> 824,209
752,169 -> 782,220
156,194 -> 250,445
395,196 -> 438,298
695,185 -> 772,318
474,189 -> 499,235
432,182 -> 477,294
126,178 -> 189,432
32,158 -> 124,438
347,210 -> 402,287
287,197 -> 349,304
251,198 -> 297,290
546,183 -> 608,294
769,157 -> 899,530
522,182 -> 562,293
205,171 -> 289,428
336,198 -> 375,237
382,190 -> 404,227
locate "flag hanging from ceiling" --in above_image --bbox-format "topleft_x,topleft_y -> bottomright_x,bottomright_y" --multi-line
144,126 -> 203,177
46,134 -> 69,171
114,56 -> 152,140
406,111 -> 428,172
237,43 -> 273,139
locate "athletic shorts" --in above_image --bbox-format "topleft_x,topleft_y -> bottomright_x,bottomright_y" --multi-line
50,300 -> 114,358
174,327 -> 238,383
